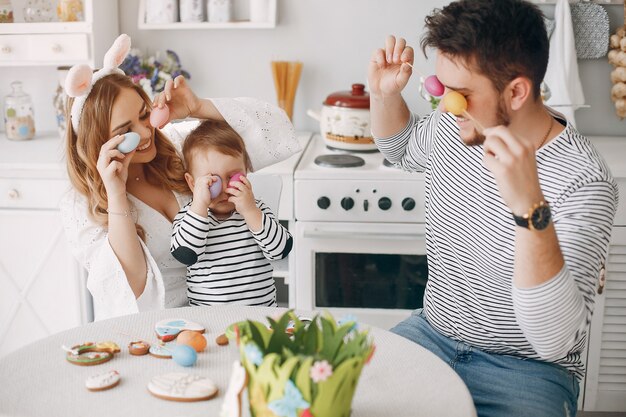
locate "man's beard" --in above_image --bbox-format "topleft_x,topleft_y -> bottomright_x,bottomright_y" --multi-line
463,96 -> 511,146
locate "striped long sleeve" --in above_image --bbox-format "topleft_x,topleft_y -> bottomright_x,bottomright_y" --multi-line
375,110 -> 619,378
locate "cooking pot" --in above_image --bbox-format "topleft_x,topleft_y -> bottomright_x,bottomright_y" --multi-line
307,83 -> 376,151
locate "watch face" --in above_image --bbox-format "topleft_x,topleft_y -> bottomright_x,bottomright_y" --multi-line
530,204 -> 552,230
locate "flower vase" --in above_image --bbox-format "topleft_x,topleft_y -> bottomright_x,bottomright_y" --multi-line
229,312 -> 374,417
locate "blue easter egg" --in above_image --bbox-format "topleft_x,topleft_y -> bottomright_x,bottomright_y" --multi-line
209,176 -> 222,199
117,132 -> 140,154
172,344 -> 197,367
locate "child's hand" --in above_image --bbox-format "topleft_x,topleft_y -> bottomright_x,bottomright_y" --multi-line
227,175 -> 260,220
189,174 -> 217,217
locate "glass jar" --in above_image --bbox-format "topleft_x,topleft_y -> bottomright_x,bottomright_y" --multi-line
0,0 -> 14,23
57,0 -> 83,22
53,66 -> 70,139
24,0 -> 56,22
4,81 -> 36,141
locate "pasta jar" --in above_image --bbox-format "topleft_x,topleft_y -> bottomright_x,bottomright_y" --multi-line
4,81 -> 36,141
0,0 -> 14,23
57,0 -> 83,22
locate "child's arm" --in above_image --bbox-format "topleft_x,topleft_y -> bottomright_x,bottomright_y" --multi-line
170,201 -> 211,266
250,202 -> 293,261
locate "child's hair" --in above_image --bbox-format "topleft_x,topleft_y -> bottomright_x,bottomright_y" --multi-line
183,119 -> 253,173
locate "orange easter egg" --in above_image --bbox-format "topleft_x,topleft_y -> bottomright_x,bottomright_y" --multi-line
442,91 -> 467,116
177,330 -> 207,352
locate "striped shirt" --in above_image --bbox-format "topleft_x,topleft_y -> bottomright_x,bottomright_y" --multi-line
375,110 -> 618,378
171,200 -> 293,307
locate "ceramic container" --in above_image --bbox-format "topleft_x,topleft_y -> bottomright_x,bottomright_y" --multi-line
307,83 -> 375,151
146,0 -> 178,24
179,0 -> 204,22
207,0 -> 231,23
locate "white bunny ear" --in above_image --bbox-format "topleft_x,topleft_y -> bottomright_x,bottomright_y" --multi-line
103,34 -> 131,69
64,64 -> 94,97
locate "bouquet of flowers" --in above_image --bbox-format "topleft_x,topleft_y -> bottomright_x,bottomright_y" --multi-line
120,49 -> 191,99
227,311 -> 375,417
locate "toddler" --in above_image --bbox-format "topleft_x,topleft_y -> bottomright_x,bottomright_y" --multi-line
171,120 -> 293,306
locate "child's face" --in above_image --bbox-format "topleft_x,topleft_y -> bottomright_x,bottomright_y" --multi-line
190,148 -> 247,214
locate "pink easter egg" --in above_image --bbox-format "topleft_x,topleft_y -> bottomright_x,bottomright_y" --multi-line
424,75 -> 445,97
150,105 -> 170,128
229,172 -> 245,186
209,176 -> 223,199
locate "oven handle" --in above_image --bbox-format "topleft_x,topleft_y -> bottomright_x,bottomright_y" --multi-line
303,230 -> 425,241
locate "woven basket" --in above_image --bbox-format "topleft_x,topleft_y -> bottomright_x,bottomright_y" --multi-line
571,2 -> 610,59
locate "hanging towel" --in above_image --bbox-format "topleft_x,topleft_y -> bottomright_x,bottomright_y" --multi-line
543,0 -> 585,128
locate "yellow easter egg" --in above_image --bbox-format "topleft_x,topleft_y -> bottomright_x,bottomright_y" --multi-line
442,91 -> 467,116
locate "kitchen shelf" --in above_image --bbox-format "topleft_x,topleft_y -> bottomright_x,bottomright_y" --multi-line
0,22 -> 92,35
137,0 -> 277,30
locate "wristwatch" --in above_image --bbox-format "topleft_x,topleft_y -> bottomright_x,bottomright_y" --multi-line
512,201 -> 552,231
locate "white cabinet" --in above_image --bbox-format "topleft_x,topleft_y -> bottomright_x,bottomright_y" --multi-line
0,0 -> 118,67
137,0 -> 277,29
0,133 -> 90,358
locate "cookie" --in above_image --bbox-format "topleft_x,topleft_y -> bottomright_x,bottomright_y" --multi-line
148,342 -> 174,359
129,340 -> 150,356
85,370 -> 121,391
216,334 -> 229,346
147,372 -> 218,402
220,361 -> 248,417
155,319 -> 205,342
66,342 -> 121,366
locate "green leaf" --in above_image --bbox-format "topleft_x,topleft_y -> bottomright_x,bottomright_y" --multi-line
248,321 -> 272,350
294,356 -> 314,403
310,357 -> 366,417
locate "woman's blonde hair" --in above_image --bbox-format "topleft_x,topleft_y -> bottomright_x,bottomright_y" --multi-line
65,73 -> 189,240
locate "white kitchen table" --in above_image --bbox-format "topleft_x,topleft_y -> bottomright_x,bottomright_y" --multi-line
0,305 -> 476,417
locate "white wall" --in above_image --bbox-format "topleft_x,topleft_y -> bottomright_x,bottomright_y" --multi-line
1,0 -> 624,137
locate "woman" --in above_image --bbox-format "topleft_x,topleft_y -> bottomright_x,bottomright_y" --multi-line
60,34 -> 298,320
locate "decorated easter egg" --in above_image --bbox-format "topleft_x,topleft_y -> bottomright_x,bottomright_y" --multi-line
150,105 -> 170,128
117,132 -> 140,154
172,344 -> 197,367
177,330 -> 207,352
442,91 -> 467,116
424,75 -> 445,97
209,176 -> 223,199
228,172 -> 244,186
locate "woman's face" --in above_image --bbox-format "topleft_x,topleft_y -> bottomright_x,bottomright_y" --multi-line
109,88 -> 157,164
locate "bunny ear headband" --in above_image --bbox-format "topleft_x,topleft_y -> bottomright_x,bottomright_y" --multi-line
64,34 -> 131,134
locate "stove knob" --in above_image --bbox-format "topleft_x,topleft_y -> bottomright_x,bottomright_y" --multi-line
317,196 -> 331,210
402,197 -> 416,211
378,197 -> 392,211
341,197 -> 354,211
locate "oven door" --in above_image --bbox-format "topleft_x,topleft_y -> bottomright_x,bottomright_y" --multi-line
293,221 -> 427,330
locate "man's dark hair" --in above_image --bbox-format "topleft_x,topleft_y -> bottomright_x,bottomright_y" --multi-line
421,0 -> 548,99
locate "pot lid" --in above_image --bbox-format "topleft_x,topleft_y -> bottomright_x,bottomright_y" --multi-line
323,83 -> 369,109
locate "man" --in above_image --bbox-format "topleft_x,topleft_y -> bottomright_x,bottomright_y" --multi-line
368,1 -> 618,416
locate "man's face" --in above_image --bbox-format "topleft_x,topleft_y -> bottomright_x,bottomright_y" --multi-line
435,53 -> 510,146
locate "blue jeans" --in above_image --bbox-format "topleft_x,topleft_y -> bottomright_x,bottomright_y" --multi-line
391,309 -> 579,417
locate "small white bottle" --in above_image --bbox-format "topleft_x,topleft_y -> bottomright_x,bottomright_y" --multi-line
207,0 -> 232,23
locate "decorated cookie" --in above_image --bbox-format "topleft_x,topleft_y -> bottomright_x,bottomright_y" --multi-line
220,361 -> 248,417
155,319 -> 205,342
147,372 -> 219,402
216,334 -> 229,346
65,342 -> 121,366
85,370 -> 121,391
149,342 -> 175,359
128,340 -> 150,356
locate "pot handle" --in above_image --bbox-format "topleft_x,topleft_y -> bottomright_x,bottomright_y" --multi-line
307,109 -> 321,122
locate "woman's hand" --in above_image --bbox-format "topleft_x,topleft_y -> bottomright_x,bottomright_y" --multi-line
152,75 -> 200,124
227,176 -> 260,220
482,125 -> 544,216
96,135 -> 135,198
368,35 -> 414,100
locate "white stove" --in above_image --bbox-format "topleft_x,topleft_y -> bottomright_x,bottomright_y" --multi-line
291,134 -> 428,330
294,134 -> 425,223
